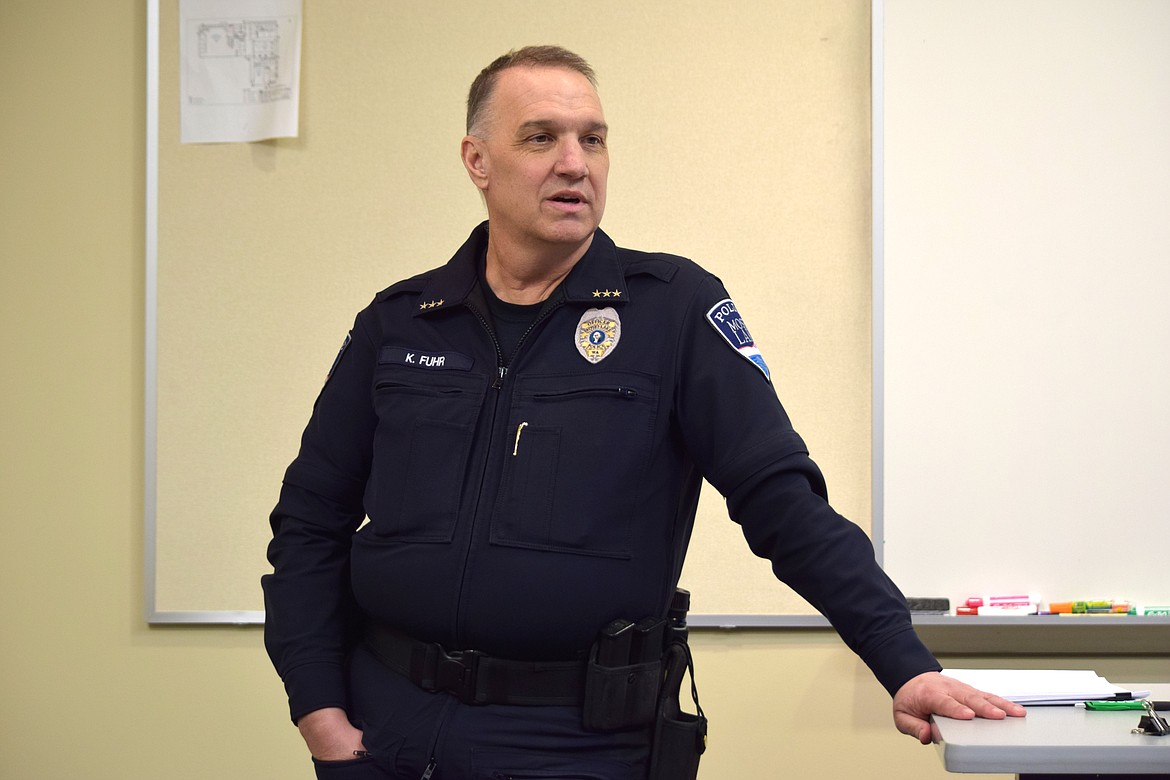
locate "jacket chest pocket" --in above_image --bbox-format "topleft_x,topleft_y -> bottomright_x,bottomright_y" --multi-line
366,364 -> 485,542
491,370 -> 660,558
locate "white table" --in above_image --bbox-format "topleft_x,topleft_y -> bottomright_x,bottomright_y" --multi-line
932,683 -> 1170,778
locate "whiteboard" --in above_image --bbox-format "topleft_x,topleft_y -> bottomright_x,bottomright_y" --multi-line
145,0 -> 875,624
881,0 -> 1170,611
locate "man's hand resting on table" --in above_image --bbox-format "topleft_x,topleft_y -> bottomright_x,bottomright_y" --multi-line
893,671 -> 1027,744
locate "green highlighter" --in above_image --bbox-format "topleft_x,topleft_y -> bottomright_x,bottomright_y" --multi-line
1084,700 -> 1170,711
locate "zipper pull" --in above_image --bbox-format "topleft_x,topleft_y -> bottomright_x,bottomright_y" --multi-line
492,365 -> 506,389
421,757 -> 437,780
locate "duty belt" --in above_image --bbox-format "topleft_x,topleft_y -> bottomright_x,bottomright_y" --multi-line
364,622 -> 587,706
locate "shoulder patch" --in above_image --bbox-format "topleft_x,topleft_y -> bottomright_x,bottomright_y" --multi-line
327,332 -> 352,381
705,298 -> 771,381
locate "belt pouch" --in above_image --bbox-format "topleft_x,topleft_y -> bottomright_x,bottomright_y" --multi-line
648,642 -> 706,780
582,652 -> 662,732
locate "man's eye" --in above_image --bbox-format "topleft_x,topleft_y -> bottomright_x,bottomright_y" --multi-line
583,135 -> 606,147
529,134 -> 552,143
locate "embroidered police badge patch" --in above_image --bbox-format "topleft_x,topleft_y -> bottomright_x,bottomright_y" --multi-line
706,298 -> 771,381
576,307 -> 621,363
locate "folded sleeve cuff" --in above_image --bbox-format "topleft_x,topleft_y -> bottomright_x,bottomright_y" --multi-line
282,661 -> 350,724
862,626 -> 942,697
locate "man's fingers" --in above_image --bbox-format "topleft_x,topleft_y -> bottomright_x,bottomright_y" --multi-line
952,690 -> 1026,721
893,712 -> 934,745
935,697 -> 977,720
988,694 -> 1027,717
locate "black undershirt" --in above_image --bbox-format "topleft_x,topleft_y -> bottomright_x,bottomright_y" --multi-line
480,278 -> 543,367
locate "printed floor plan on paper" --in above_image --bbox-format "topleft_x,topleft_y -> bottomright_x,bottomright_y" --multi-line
184,16 -> 297,106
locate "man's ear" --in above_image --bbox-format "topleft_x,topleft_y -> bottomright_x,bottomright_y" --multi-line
461,136 -> 489,191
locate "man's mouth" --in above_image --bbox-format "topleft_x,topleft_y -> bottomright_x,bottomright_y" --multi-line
550,193 -> 584,204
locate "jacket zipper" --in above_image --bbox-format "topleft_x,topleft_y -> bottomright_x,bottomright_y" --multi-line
533,386 -> 639,400
469,297 -> 564,388
451,301 -> 507,647
374,381 -> 465,396
509,298 -> 564,375
453,298 -> 564,644
467,303 -> 506,388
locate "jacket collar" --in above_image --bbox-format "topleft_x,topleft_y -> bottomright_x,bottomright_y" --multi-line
414,221 -> 628,317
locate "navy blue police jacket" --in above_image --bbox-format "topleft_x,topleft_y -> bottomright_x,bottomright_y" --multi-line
262,222 -> 941,723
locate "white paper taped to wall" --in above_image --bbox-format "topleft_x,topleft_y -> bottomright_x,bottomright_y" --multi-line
179,0 -> 302,143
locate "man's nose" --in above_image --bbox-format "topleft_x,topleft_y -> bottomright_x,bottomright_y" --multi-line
554,140 -> 588,178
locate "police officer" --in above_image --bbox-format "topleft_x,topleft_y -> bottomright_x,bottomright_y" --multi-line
263,45 -> 1024,780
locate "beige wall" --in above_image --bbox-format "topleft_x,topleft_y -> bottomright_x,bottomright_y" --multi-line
2,2 -> 1166,779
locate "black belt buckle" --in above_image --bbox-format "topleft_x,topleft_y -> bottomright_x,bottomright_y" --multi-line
414,643 -> 483,704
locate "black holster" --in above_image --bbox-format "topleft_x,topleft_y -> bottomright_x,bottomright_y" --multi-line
582,640 -> 662,731
582,589 -> 707,777
648,640 -> 707,780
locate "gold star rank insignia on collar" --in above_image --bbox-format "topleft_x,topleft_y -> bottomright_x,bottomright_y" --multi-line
418,299 -> 444,310
591,289 -> 622,298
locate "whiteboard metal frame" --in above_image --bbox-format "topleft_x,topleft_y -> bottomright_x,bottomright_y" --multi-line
144,0 -> 166,624
870,0 -> 886,572
144,0 -> 267,626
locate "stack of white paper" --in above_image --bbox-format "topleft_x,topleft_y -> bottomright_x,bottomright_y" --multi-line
941,668 -> 1149,705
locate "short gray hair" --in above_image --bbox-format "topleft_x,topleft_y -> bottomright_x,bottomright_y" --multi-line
466,45 -> 597,135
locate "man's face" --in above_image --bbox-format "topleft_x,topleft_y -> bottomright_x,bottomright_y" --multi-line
463,66 -> 609,254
